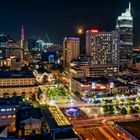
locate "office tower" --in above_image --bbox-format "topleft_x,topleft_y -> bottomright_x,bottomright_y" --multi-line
86,29 -> 119,77
63,37 -> 80,67
116,2 -> 133,63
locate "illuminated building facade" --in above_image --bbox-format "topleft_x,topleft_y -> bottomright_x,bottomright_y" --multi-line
0,97 -> 22,132
71,77 -> 110,98
86,29 -> 119,77
0,70 -> 37,99
63,37 -> 80,67
116,3 -> 133,62
5,44 -> 23,60
0,34 -> 13,59
70,66 -> 85,78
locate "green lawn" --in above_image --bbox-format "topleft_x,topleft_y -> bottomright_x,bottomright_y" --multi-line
45,86 -> 71,103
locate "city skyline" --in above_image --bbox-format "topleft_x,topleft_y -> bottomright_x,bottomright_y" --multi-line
0,0 -> 139,46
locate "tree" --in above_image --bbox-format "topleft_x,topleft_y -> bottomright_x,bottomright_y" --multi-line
109,106 -> 114,114
121,107 -> 127,114
114,106 -> 121,114
103,105 -> 109,113
103,105 -> 114,114
134,106 -> 140,113
128,106 -> 137,114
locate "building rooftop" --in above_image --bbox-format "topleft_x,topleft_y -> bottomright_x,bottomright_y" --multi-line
17,107 -> 42,122
74,76 -> 109,85
42,107 -> 72,130
0,96 -> 23,105
0,85 -> 38,88
0,70 -> 35,79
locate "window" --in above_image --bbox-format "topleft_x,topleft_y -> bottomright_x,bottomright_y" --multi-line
7,115 -> 12,118
1,109 -> 6,112
1,116 -> 6,119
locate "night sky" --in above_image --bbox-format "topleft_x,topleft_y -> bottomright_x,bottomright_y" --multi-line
0,0 -> 140,46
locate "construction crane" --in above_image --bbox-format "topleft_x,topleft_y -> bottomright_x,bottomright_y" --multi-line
45,33 -> 51,43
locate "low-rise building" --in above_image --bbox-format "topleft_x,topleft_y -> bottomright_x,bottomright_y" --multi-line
0,56 -> 23,70
20,117 -> 41,136
71,77 -> 110,97
70,66 -> 85,78
88,65 -> 119,77
0,70 -> 37,99
16,106 -> 43,138
42,106 -> 78,140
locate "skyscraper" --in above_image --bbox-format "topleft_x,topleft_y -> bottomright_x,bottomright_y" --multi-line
116,2 -> 133,63
63,37 -> 80,67
28,36 -> 37,52
86,29 -> 119,77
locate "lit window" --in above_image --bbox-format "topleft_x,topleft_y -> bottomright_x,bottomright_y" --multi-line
7,115 -> 12,118
7,108 -> 12,111
1,116 -> 6,119
1,109 -> 6,112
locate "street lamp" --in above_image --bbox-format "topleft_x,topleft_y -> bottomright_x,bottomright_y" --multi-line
69,98 -> 74,107
92,82 -> 96,96
50,100 -> 55,106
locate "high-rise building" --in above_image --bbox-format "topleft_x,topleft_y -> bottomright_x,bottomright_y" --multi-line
63,37 -> 80,67
5,45 -> 23,60
28,36 -> 37,52
86,29 -> 119,77
0,34 -> 14,59
116,2 -> 133,62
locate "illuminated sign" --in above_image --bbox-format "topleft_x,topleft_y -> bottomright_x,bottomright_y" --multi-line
91,29 -> 98,33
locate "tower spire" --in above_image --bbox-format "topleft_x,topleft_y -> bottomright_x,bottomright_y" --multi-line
21,25 -> 24,48
21,25 -> 24,41
129,2 -> 131,13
